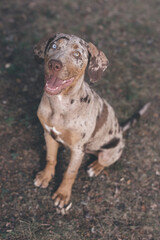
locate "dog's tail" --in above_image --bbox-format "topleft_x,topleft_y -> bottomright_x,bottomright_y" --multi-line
121,102 -> 151,133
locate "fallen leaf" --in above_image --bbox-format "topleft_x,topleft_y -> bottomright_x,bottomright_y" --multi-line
141,205 -> 146,212
127,179 -> 131,185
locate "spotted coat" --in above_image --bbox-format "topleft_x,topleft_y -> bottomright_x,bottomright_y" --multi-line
34,33 -> 125,214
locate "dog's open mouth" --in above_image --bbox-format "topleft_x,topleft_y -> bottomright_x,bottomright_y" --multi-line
45,76 -> 75,95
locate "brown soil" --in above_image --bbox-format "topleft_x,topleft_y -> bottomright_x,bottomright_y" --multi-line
0,0 -> 160,239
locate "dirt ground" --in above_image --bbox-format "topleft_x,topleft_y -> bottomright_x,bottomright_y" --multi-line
0,0 -> 160,239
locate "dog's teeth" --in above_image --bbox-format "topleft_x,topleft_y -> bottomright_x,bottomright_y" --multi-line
87,168 -> 95,177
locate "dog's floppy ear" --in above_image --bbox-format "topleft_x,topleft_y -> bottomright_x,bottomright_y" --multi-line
87,42 -> 109,83
34,33 -> 57,63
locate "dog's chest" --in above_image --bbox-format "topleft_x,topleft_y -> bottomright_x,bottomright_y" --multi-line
38,93 -> 88,147
44,122 -> 81,147
38,107 -> 81,147
40,110 -> 67,144
44,124 -> 65,144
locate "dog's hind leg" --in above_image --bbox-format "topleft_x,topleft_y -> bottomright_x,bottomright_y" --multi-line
87,138 -> 125,177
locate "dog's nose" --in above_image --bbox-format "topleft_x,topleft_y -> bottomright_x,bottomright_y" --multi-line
48,60 -> 62,72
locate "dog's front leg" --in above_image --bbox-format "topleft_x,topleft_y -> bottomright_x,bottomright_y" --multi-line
52,148 -> 84,214
34,131 -> 59,188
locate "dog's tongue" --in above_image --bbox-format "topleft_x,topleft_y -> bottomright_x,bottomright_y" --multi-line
45,76 -> 64,94
46,76 -> 63,88
45,75 -> 75,95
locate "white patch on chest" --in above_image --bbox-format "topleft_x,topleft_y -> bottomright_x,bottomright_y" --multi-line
45,124 -> 61,135
52,126 -> 61,135
44,124 -> 64,144
44,124 -> 51,133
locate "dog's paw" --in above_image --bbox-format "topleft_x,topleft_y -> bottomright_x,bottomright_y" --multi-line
52,188 -> 72,215
55,202 -> 72,215
87,161 -> 104,177
34,169 -> 54,188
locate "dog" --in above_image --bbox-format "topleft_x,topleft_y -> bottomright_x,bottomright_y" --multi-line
33,33 -> 150,215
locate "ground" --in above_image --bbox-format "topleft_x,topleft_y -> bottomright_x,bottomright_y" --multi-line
0,0 -> 160,239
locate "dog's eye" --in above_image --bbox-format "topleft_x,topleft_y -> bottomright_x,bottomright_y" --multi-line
73,51 -> 81,58
52,43 -> 57,49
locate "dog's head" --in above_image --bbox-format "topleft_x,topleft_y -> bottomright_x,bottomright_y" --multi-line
34,33 -> 109,95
